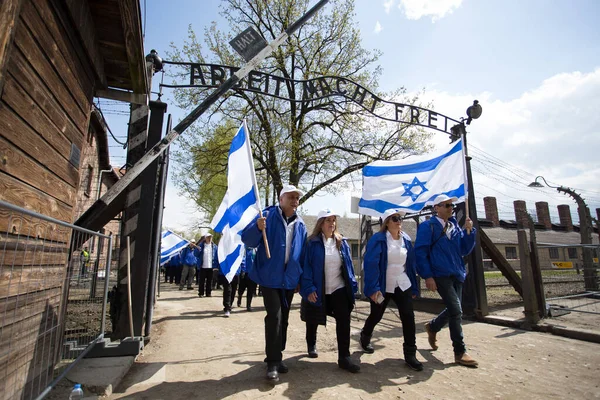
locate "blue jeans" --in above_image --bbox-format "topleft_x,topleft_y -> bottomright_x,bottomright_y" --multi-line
430,276 -> 466,355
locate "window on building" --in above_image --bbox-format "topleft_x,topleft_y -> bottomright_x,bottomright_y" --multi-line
85,166 -> 93,196
505,246 -> 517,259
567,247 -> 578,259
351,243 -> 359,258
549,248 -> 559,259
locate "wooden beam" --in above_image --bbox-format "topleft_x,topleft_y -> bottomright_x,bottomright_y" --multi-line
479,228 -> 523,296
0,0 -> 24,97
96,88 -> 147,105
62,0 -> 107,88
118,0 -> 147,94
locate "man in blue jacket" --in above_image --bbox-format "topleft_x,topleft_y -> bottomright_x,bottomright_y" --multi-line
415,194 -> 479,368
197,233 -> 219,297
179,242 -> 197,290
242,184 -> 307,382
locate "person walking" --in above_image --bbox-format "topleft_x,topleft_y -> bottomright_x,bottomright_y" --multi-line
237,247 -> 257,311
414,194 -> 479,368
360,209 -> 423,371
241,184 -> 307,382
197,234 -> 218,297
300,209 -> 360,373
179,242 -> 197,290
221,264 -> 241,317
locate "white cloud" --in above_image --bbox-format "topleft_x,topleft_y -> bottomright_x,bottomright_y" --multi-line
374,21 -> 383,34
418,68 -> 600,222
383,0 -> 395,14
399,0 -> 463,22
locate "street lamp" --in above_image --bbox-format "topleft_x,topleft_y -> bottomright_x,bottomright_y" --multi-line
528,176 -> 597,290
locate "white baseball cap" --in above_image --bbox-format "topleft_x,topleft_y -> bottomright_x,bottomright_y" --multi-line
279,184 -> 304,198
205,233 -> 213,237
432,194 -> 459,207
382,208 -> 407,221
317,208 -> 341,220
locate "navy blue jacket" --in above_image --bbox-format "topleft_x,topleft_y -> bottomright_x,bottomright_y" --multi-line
300,235 -> 358,307
196,242 -> 219,270
414,216 -> 477,282
363,231 -> 420,298
241,205 -> 307,289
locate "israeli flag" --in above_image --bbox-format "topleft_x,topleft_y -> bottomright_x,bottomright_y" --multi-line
358,139 -> 466,217
210,121 -> 262,282
160,230 -> 188,265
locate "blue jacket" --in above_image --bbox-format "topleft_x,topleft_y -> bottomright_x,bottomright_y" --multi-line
363,231 -> 420,298
196,242 -> 219,270
241,205 -> 307,289
166,253 -> 181,267
300,235 -> 358,307
240,247 -> 255,274
180,245 -> 197,266
414,217 -> 477,282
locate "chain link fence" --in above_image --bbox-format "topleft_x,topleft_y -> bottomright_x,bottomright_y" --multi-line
0,200 -> 114,400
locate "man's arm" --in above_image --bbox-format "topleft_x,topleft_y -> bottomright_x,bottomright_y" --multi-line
241,213 -> 264,248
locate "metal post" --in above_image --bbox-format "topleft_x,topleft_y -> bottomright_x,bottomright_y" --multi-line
100,234 -> 113,339
460,127 -> 489,317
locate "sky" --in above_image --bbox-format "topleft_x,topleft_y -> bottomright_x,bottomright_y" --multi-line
99,0 -> 600,235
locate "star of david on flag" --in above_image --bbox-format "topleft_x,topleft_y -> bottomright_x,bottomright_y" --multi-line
358,140 -> 466,217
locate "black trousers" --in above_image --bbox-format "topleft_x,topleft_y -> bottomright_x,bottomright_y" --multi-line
306,287 -> 351,359
237,274 -> 257,307
198,268 -> 214,296
362,286 -> 417,354
174,265 -> 182,284
222,275 -> 239,311
262,287 -> 295,365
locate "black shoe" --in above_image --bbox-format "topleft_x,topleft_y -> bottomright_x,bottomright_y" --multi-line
206,294 -> 212,297
277,361 -> 288,373
266,364 -> 279,381
308,346 -> 318,358
187,287 -> 193,290
338,357 -> 360,373
360,330 -> 374,354
246,306 -> 252,312
237,299 -> 242,307
198,294 -> 204,298
405,354 -> 424,371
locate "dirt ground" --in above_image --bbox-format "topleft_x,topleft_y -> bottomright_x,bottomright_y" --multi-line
108,283 -> 600,400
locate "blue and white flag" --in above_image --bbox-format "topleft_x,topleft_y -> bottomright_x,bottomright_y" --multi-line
358,140 -> 466,217
210,121 -> 262,282
160,230 -> 188,265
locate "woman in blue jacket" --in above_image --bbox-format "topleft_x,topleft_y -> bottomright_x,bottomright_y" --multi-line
300,209 -> 360,373
360,209 -> 423,371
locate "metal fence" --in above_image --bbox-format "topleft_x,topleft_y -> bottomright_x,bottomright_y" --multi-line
0,200 -> 114,400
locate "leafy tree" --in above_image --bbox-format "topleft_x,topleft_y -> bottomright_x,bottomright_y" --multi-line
168,0 -> 433,210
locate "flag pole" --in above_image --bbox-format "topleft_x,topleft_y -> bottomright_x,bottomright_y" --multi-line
243,119 -> 271,258
460,129 -> 471,234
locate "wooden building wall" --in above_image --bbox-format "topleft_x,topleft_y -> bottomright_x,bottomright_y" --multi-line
0,0 -> 97,397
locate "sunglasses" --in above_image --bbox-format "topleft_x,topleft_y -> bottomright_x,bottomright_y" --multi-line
390,215 -> 402,222
436,204 -> 454,209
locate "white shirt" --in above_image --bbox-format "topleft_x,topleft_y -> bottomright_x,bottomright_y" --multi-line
278,207 -> 298,265
202,243 -> 213,269
385,231 -> 412,293
323,236 -> 345,295
435,216 -> 454,239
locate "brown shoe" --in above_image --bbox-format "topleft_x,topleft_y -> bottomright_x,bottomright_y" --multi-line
424,322 -> 438,350
455,353 -> 478,368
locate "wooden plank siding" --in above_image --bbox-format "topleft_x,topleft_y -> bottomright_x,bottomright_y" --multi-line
0,0 -> 24,97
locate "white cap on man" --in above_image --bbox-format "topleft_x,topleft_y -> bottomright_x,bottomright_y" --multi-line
205,232 -> 213,237
317,208 -> 340,220
432,194 -> 459,207
382,208 -> 407,221
279,184 -> 304,198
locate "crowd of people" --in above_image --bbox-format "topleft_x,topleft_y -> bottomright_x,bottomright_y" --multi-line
162,185 -> 479,382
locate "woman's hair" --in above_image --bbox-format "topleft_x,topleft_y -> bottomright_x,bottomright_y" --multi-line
379,214 -> 402,233
308,216 -> 342,249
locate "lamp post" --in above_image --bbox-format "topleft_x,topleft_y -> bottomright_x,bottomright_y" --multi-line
451,100 -> 488,317
528,176 -> 597,290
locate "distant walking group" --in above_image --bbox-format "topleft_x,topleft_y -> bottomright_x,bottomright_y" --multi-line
240,185 -> 479,382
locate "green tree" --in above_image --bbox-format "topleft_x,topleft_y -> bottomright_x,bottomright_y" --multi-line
168,0 -> 433,209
